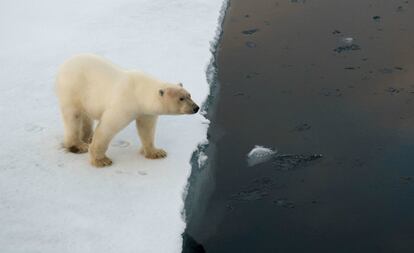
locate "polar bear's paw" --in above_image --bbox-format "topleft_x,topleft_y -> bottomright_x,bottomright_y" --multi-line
140,148 -> 167,159
67,143 -> 89,154
91,156 -> 113,167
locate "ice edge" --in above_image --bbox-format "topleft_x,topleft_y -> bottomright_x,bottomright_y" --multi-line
180,0 -> 231,234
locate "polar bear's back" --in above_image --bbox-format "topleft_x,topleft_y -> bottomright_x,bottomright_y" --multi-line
57,53 -> 124,87
56,54 -> 127,119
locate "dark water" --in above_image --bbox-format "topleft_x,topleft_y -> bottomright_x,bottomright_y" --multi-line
183,0 -> 414,252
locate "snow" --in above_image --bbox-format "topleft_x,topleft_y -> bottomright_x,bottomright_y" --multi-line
0,0 -> 224,252
247,146 -> 277,167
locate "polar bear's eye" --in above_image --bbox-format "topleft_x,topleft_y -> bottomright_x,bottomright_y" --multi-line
179,97 -> 185,101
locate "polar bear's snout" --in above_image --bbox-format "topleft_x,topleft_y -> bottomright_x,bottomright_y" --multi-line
183,98 -> 199,114
192,104 -> 200,114
181,99 -> 199,114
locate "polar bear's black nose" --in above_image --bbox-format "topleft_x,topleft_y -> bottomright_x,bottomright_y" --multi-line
193,106 -> 199,113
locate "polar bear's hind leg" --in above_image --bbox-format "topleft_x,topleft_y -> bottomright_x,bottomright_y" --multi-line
80,114 -> 94,144
62,107 -> 89,154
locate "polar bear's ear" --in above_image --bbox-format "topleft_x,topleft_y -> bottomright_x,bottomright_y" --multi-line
159,89 -> 164,96
178,82 -> 183,87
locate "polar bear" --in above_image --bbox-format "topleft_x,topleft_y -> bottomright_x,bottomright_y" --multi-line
56,54 -> 199,167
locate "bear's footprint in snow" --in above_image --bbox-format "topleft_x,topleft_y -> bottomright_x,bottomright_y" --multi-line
24,124 -> 44,133
111,140 -> 130,148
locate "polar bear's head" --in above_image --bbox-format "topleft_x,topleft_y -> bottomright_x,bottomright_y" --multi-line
158,84 -> 199,115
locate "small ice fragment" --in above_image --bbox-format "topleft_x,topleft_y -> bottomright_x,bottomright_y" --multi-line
242,28 -> 259,35
342,37 -> 354,44
247,145 -> 277,167
333,44 -> 361,53
245,41 -> 257,48
197,151 -> 208,168
274,199 -> 295,208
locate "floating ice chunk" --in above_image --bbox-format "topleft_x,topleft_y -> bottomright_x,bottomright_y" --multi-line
342,37 -> 354,44
247,145 -> 277,167
334,44 -> 361,53
242,28 -> 259,35
197,151 -> 208,168
372,15 -> 381,21
245,41 -> 257,48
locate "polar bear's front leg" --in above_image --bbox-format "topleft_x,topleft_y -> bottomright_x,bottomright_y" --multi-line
136,115 -> 167,159
90,111 -> 132,167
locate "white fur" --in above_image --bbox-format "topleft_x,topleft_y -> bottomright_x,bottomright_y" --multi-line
56,54 -> 197,167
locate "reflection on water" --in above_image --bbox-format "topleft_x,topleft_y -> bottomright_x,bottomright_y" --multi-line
184,0 -> 414,252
